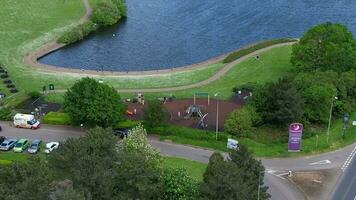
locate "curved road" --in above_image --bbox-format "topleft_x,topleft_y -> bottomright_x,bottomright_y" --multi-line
0,122 -> 355,200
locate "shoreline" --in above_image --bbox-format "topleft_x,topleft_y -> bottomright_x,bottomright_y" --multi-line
23,0 -> 294,77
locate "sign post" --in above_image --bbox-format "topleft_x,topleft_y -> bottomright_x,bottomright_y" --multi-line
288,123 -> 303,152
49,84 -> 55,93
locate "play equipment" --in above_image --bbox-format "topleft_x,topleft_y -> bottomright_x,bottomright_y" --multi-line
126,110 -> 133,116
197,113 -> 208,129
184,105 -> 204,119
194,92 -> 210,105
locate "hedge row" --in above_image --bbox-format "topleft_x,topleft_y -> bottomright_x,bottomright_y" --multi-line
58,21 -> 97,44
222,38 -> 298,63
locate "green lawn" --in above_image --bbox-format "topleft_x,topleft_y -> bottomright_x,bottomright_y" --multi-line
0,152 -> 29,164
163,156 -> 207,182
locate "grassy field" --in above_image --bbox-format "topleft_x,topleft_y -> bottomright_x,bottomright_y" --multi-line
163,156 -> 207,182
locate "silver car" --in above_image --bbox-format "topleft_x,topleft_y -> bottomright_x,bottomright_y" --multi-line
27,139 -> 42,154
0,139 -> 17,151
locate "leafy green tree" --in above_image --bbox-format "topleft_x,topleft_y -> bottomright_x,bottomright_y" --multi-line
49,180 -> 85,200
114,125 -> 163,199
49,127 -> 119,199
291,23 -> 356,72
200,146 -> 270,200
91,0 -> 120,26
161,168 -> 199,200
0,157 -> 52,200
63,77 -> 126,128
229,145 -> 270,200
302,84 -> 336,123
143,100 -> 168,127
252,77 -> 304,125
224,105 -> 260,137
200,153 -> 251,199
112,0 -> 127,17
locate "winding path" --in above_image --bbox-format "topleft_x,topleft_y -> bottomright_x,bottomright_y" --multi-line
47,42 -> 295,94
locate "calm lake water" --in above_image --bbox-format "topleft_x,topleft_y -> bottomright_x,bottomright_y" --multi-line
39,0 -> 356,71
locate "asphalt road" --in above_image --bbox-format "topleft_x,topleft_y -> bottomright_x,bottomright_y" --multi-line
0,121 -> 355,200
332,146 -> 356,200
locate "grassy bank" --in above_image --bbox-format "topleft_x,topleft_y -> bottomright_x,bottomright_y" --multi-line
163,157 -> 207,182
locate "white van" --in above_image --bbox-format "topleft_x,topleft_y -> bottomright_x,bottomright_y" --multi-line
13,114 -> 40,129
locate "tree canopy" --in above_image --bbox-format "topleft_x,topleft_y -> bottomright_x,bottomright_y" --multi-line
143,100 -> 168,127
224,105 -> 260,137
200,145 -> 270,200
252,77 -> 304,125
63,77 -> 126,128
291,23 -> 356,72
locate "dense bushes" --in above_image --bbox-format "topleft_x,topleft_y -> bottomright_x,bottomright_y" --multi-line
0,107 -> 13,121
58,21 -> 97,44
291,23 -> 356,72
91,1 -> 120,26
224,106 -> 260,137
58,0 -> 127,44
223,38 -> 297,63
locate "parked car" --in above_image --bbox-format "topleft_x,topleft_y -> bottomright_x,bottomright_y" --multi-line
44,142 -> 59,154
113,128 -> 130,139
0,136 -> 5,144
27,139 -> 42,154
0,139 -> 17,151
13,138 -> 29,153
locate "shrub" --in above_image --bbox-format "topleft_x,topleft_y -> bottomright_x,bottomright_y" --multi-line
43,112 -> 72,125
223,38 -> 297,63
58,21 -> 97,44
27,91 -> 42,99
0,107 -> 14,121
91,1 -> 120,26
224,106 -> 260,137
112,0 -> 127,17
143,100 -> 168,127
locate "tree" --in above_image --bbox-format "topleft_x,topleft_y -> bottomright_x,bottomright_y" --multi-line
114,125 -> 163,199
91,0 -> 121,26
302,84 -> 336,124
49,127 -> 119,199
143,100 -> 168,127
112,0 -> 127,17
252,77 -> 304,125
63,77 -> 126,128
200,146 -> 270,200
0,157 -> 52,200
224,105 -> 260,137
291,23 -> 356,72
49,180 -> 85,200
161,168 -> 199,200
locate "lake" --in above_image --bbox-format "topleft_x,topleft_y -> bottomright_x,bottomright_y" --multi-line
39,0 -> 356,72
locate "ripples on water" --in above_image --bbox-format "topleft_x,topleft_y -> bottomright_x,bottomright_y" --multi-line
39,0 -> 356,71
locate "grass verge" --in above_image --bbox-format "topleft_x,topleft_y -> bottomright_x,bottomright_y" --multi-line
223,38 -> 297,63
163,156 -> 207,182
43,112 -> 72,125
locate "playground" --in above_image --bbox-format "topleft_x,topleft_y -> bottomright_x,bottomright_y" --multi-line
126,96 -> 241,130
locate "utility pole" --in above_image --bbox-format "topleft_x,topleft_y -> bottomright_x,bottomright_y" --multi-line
326,96 -> 338,144
214,93 -> 219,140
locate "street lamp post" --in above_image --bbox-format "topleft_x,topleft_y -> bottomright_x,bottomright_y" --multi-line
214,93 -> 219,141
326,96 -> 338,144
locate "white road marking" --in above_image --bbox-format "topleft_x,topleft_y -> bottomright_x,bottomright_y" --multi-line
266,169 -> 287,180
341,145 -> 356,172
309,159 -> 332,165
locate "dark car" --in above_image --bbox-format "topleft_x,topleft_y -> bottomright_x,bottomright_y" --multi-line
113,129 -> 130,139
0,136 -> 5,143
27,139 -> 42,154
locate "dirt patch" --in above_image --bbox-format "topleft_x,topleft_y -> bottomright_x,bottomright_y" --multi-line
290,169 -> 340,200
126,98 -> 241,130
